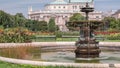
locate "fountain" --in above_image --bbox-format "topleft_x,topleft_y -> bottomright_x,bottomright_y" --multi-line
74,3 -> 102,58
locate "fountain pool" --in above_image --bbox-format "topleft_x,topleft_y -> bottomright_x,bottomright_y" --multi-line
29,50 -> 120,63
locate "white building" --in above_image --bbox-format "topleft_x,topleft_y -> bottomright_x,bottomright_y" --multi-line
112,9 -> 120,19
28,0 -> 103,31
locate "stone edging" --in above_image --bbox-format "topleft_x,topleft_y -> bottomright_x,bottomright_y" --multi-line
0,42 -> 120,48
0,56 -> 111,68
0,42 -> 120,68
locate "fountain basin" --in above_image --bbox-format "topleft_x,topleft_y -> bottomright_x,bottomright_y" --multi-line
0,42 -> 120,64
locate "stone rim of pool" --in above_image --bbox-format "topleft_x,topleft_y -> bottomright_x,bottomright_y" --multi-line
0,42 -> 120,68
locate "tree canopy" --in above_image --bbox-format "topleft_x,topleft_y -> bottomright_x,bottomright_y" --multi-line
48,18 -> 56,32
67,13 -> 85,31
0,10 -> 48,32
103,17 -> 120,31
69,13 -> 85,22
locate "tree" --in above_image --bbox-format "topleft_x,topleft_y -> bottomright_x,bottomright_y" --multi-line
0,10 -> 49,32
15,13 -> 25,18
39,21 -> 48,31
14,13 -> 26,27
69,13 -> 85,22
48,18 -> 56,32
0,11 -> 26,28
103,17 -> 120,31
25,20 -> 48,32
0,10 -> 15,28
67,13 -> 85,31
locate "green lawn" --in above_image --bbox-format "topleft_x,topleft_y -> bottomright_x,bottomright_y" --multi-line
0,61 -> 75,68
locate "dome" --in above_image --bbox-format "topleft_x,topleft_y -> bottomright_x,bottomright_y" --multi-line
50,0 -> 68,5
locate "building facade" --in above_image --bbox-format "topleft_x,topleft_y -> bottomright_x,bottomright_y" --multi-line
112,9 -> 120,19
28,0 -> 103,31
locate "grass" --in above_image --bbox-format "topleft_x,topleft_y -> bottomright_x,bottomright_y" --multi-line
0,61 -> 76,68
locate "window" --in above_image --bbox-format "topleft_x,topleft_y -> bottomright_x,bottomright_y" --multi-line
75,6 -> 77,9
96,16 -> 99,18
79,6 -> 81,9
54,6 -> 56,8
73,6 -> 74,9
59,6 -> 61,8
73,6 -> 77,9
63,6 -> 65,8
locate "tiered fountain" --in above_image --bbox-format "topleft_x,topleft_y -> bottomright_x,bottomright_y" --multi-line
74,3 -> 102,58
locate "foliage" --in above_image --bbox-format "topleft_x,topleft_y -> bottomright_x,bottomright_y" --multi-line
62,31 -> 79,36
106,33 -> 120,40
0,10 -> 15,28
48,18 -> 56,32
0,10 -> 49,32
15,13 -> 25,18
55,31 -> 62,38
94,31 -> 119,35
14,13 -> 26,27
69,13 -> 85,22
25,20 -> 48,32
0,27 -> 34,43
103,17 -> 120,30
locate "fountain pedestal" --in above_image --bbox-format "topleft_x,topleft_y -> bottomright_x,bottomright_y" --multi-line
73,3 -> 102,58
75,41 -> 100,58
75,25 -> 101,58
66,3 -> 103,58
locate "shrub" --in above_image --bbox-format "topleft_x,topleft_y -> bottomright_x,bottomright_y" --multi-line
62,31 -> 79,36
106,33 -> 120,40
55,31 -> 62,38
0,27 -> 35,43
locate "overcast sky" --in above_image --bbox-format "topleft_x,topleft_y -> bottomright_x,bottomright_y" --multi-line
0,0 -> 120,18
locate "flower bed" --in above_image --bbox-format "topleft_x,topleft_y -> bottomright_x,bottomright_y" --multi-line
94,31 -> 119,35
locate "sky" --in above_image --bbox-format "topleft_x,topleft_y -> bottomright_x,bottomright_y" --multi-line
0,0 -> 120,18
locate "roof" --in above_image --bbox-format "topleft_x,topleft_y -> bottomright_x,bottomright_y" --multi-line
70,0 -> 93,3
71,0 -> 93,2
50,0 -> 68,5
49,0 -> 93,5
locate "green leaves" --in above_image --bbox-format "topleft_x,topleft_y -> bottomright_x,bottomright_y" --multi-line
103,17 -> 120,30
48,18 -> 56,32
0,27 -> 34,43
0,10 -> 15,28
0,10 -> 49,32
106,33 -> 120,40
25,20 -> 48,32
69,13 -> 85,22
